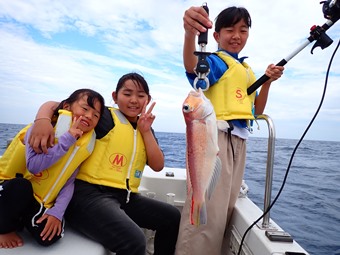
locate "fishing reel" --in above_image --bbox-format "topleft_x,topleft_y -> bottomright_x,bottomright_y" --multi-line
310,0 -> 340,53
321,0 -> 340,21
247,0 -> 340,95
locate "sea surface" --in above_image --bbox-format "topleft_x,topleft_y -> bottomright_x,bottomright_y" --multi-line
1,123 -> 339,255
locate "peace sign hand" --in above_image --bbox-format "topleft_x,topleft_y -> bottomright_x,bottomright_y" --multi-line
68,116 -> 84,139
137,101 -> 156,134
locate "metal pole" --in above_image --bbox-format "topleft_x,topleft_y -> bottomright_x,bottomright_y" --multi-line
255,114 -> 276,228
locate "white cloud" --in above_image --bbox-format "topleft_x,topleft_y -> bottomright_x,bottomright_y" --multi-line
0,0 -> 339,141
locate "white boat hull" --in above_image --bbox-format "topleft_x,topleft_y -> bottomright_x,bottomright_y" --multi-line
226,196 -> 309,255
139,166 -> 310,255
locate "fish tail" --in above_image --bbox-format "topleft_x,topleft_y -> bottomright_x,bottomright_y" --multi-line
190,198 -> 196,225
199,202 -> 207,225
190,198 -> 207,226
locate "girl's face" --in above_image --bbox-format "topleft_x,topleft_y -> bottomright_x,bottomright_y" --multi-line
213,19 -> 249,54
112,79 -> 150,122
64,95 -> 101,133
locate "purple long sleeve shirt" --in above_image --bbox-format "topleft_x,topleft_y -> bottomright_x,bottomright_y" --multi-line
24,126 -> 79,221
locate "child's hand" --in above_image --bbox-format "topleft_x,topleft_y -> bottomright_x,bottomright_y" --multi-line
138,101 -> 156,134
265,64 -> 284,82
183,6 -> 212,36
36,214 -> 62,241
29,119 -> 55,154
68,116 -> 84,139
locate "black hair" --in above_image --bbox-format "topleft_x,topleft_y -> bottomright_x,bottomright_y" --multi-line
215,6 -> 252,33
116,72 -> 150,96
54,88 -> 105,118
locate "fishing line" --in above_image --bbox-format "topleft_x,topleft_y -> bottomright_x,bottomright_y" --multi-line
237,38 -> 340,255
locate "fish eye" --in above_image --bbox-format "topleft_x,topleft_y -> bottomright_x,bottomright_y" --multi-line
183,104 -> 191,112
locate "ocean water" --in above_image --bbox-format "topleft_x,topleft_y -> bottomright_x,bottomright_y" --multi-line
1,123 -> 339,255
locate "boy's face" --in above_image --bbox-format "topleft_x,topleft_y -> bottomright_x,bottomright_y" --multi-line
213,19 -> 249,54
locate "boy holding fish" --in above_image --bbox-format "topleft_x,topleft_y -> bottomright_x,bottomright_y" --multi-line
176,5 -> 284,255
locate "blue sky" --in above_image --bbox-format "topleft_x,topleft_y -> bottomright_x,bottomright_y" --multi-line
0,0 -> 339,141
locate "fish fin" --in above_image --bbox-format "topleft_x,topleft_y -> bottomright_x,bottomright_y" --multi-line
207,156 -> 222,200
186,165 -> 192,195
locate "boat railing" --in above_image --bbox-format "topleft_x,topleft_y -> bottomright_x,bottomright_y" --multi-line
254,114 -> 276,229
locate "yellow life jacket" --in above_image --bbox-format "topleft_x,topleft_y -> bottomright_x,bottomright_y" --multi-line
0,124 -> 32,180
203,51 -> 257,121
77,108 -> 147,193
0,110 -> 96,208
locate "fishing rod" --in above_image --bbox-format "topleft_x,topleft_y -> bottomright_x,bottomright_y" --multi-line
193,2 -> 211,91
247,0 -> 340,95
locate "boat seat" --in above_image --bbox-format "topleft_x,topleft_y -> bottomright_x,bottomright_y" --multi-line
1,225 -> 114,255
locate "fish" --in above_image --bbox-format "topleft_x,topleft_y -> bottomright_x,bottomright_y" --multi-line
182,88 -> 222,226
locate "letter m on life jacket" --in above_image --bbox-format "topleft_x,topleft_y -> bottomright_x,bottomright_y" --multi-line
110,153 -> 127,167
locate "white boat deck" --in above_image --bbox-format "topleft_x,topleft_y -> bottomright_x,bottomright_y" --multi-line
1,226 -> 113,255
0,166 -> 309,255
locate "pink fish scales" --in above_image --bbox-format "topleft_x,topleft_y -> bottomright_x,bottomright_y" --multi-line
182,88 -> 222,226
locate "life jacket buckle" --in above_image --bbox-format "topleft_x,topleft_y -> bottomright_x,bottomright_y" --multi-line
126,189 -> 131,203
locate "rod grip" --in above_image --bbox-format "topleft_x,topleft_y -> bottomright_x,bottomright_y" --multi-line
247,59 -> 287,95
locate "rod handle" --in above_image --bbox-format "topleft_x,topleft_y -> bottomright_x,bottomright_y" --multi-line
247,59 -> 287,95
